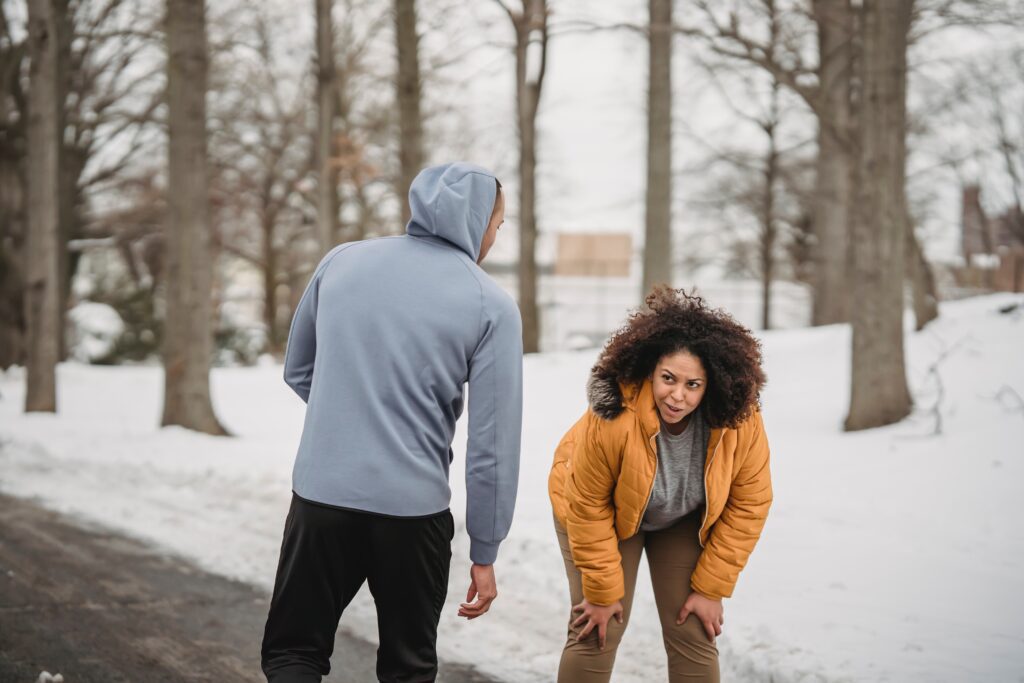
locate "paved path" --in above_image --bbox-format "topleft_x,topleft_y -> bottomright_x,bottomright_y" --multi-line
0,493 -> 496,683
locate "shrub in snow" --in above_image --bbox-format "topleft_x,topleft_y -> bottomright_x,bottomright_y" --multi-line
67,302 -> 125,363
215,322 -> 267,367
90,286 -> 163,363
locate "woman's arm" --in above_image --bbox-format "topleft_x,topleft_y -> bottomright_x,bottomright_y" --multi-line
691,410 -> 773,600
564,412 -> 626,605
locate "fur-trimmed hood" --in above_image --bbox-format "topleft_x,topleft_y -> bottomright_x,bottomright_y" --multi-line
586,371 -> 628,420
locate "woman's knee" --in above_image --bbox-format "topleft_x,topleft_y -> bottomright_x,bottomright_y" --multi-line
563,610 -> 629,653
662,615 -> 719,675
558,619 -> 628,683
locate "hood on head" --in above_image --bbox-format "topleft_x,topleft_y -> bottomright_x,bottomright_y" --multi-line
405,162 -> 498,261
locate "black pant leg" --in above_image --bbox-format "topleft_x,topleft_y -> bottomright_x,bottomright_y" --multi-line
366,510 -> 454,683
261,494 -> 369,683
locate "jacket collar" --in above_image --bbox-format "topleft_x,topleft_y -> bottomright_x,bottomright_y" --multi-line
587,371 -> 725,449
587,373 -> 660,440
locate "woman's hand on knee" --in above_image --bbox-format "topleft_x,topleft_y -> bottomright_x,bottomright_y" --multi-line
571,598 -> 624,650
677,592 -> 723,642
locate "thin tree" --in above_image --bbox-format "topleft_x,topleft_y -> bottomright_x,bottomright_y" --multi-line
210,3 -> 314,355
844,0 -> 913,431
688,0 -> 858,326
394,0 -> 423,224
643,0 -> 673,298
809,0 -> 856,325
333,0 -> 394,242
60,0 -> 164,358
758,75 -> 782,330
905,212 -> 938,330
315,0 -> 339,253
685,0 -> 805,330
1,2 -> 28,370
495,0 -> 548,353
24,0 -> 64,412
162,0 -> 226,434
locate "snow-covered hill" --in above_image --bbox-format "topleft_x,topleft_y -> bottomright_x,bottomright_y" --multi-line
2,294 -> 1022,681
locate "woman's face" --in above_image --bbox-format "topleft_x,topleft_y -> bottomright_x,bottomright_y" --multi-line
651,349 -> 707,427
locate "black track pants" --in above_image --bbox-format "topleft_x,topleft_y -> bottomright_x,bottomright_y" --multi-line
261,493 -> 455,683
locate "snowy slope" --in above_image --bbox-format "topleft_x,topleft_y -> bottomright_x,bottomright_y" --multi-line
2,294 -> 1023,682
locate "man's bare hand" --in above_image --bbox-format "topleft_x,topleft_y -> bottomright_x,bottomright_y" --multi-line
458,563 -> 497,619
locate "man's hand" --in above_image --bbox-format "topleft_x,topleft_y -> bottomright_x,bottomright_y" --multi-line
677,592 -> 723,642
458,563 -> 497,619
571,598 -> 624,650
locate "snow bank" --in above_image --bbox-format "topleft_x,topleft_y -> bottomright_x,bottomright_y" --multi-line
2,294 -> 1023,681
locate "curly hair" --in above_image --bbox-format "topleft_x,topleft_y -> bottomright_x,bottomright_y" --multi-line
592,286 -> 766,429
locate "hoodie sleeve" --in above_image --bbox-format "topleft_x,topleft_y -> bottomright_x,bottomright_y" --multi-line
465,293 -> 524,564
283,245 -> 348,403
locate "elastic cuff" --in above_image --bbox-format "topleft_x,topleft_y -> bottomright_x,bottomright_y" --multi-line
470,538 -> 500,565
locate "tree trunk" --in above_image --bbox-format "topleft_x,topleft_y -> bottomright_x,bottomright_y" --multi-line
162,0 -> 226,435
906,215 -> 938,331
512,0 -> 547,354
55,0 -> 73,361
262,208 -> 281,353
58,147 -> 83,361
760,80 -> 781,331
844,0 -> 913,432
24,0 -> 62,412
315,0 -> 338,253
0,31 -> 26,370
811,0 -> 856,326
0,158 -> 25,370
642,0 -> 672,300
394,0 -> 424,225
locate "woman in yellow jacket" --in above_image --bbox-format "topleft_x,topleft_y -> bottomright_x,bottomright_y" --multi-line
548,287 -> 772,682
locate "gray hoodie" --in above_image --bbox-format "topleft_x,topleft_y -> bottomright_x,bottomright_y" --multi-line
284,162 -> 523,565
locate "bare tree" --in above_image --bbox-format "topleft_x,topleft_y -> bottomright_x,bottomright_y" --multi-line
758,77 -> 783,329
685,0 -> 811,330
0,2 -> 27,370
844,0 -> 913,431
334,0 -> 396,242
5,0 -> 170,369
394,0 -> 423,224
60,0 -> 164,355
687,1 -> 856,326
643,0 -> 673,299
809,0 -> 856,325
906,212 -> 938,330
24,0 -> 65,412
494,0 -> 548,353
209,3 -> 315,355
162,0 -> 225,434
315,0 -> 339,253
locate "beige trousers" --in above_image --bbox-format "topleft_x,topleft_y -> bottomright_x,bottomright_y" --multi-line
554,512 -> 719,682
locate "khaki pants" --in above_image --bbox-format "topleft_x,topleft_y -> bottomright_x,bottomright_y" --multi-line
554,512 -> 719,682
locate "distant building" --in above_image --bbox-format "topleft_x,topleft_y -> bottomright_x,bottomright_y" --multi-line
960,185 -> 1024,293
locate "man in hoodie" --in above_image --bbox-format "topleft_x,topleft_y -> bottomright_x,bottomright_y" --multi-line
261,163 -> 523,682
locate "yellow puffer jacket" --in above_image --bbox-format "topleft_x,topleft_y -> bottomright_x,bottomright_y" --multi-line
548,374 -> 772,604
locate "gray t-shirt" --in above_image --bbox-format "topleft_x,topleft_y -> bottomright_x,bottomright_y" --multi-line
641,412 -> 709,532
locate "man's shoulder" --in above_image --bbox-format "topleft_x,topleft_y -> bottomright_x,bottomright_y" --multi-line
478,278 -> 520,329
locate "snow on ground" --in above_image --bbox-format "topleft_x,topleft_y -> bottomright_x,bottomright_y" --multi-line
2,294 -> 1023,682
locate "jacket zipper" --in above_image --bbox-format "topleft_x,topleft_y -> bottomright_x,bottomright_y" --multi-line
698,432 -> 723,548
634,430 -> 660,536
